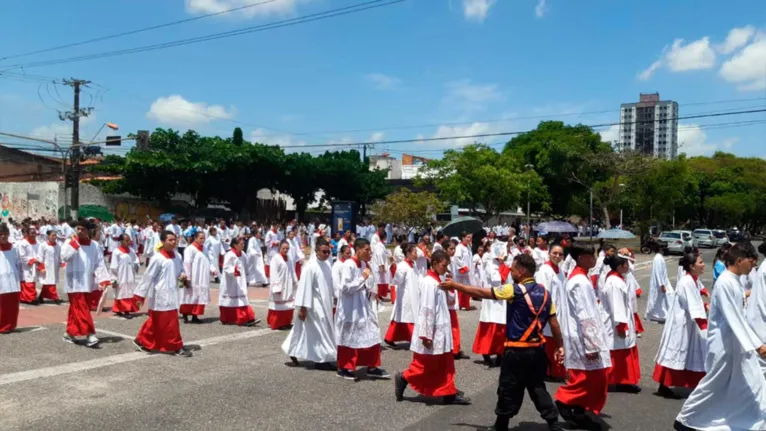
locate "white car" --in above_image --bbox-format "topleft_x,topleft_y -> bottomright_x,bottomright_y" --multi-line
692,229 -> 716,248
712,229 -> 729,247
659,230 -> 696,254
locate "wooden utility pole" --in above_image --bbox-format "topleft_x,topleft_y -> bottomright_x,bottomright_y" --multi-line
61,78 -> 92,220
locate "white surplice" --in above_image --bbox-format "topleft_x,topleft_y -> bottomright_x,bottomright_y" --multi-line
481,259 -> 508,325
16,239 -> 40,283
180,244 -> 211,307
269,253 -> 297,311
414,247 -> 427,278
336,258 -> 379,349
331,258 -> 345,301
219,251 -> 249,308
281,258 -> 336,363
532,247 -> 549,271
410,272 -> 452,355
245,237 -> 267,285
61,240 -> 110,293
203,235 -> 223,269
110,247 -> 139,301
390,260 -> 419,324
471,253 -> 486,289
559,269 -> 612,371
134,251 -> 184,311
646,253 -> 674,322
535,262 -> 565,337
0,245 -> 21,295
38,241 -> 60,286
372,241 -> 390,288
264,230 -> 280,264
453,243 -> 472,285
655,274 -> 707,373
600,273 -> 636,350
746,260 -> 766,375
676,270 -> 766,430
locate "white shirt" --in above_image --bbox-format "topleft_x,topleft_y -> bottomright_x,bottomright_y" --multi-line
336,258 -> 379,349
134,250 -> 184,311
0,245 -> 21,295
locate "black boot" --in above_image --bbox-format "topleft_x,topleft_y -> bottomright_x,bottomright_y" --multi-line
182,314 -> 190,324
191,315 -> 203,324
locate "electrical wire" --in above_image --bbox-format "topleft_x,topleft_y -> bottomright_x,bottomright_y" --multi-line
1,0 -> 406,70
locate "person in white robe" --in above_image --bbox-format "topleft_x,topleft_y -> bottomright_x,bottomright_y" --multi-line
646,248 -> 674,322
133,231 -> 192,357
372,232 -> 391,301
282,238 -> 336,368
109,234 -> 140,318
264,225 -> 281,278
653,252 -> 708,398
746,242 -> 766,376
414,241 -> 428,278
219,237 -> 259,327
180,231 -> 213,324
245,231 -> 267,286
268,240 -> 298,330
675,245 -> 766,431
61,221 -> 111,347
287,229 -> 305,280
332,245 -> 352,315
453,233 -> 474,311
535,243 -> 567,380
554,243 -> 612,430
394,249 -> 469,405
471,245 -> 487,290
335,238 -> 391,381
384,243 -> 420,347
37,229 -> 62,304
203,226 -> 224,276
532,236 -> 550,271
0,223 -> 22,334
143,222 -> 160,266
16,227 -> 42,305
473,242 -> 509,367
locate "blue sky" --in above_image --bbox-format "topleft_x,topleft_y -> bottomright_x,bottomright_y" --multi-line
0,0 -> 764,160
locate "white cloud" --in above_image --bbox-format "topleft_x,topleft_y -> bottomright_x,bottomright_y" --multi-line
185,0 -> 304,18
638,60 -> 662,80
721,137 -> 739,150
535,0 -> 548,18
443,79 -> 504,114
365,73 -> 402,90
250,128 -> 309,153
678,124 -> 717,156
598,125 -> 620,144
30,123 -> 72,141
370,132 -> 384,142
719,37 -> 766,91
716,25 -> 756,54
426,121 -> 504,148
665,37 -> 716,71
463,0 -> 496,22
147,95 -> 236,127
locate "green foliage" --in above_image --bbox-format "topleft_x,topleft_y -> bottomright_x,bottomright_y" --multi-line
370,188 -> 444,228
232,127 -> 244,147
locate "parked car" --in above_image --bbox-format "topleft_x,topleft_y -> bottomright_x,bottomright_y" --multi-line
679,230 -> 697,249
727,229 -> 750,243
712,229 -> 729,246
658,231 -> 685,254
692,229 -> 717,248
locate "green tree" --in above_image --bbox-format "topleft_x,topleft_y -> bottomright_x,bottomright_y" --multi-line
279,152 -> 320,222
370,188 -> 444,228
317,150 -> 390,215
232,127 -> 244,147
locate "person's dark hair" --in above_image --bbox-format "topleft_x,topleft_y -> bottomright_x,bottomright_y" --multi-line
604,254 -> 628,271
230,237 -> 245,248
724,244 -> 748,266
570,243 -> 596,261
397,235 -> 406,244
76,220 -> 91,230
714,243 -> 732,262
516,237 -> 527,247
379,230 -> 387,240
403,243 -> 417,255
0,223 -> 9,235
119,233 -> 131,242
339,245 -> 349,255
194,231 -> 206,240
160,230 -> 175,242
680,252 -> 700,273
513,254 -> 537,276
739,240 -> 757,259
431,249 -> 449,264
435,232 -> 445,241
377,223 -> 385,229
316,237 -> 329,249
354,237 -> 370,250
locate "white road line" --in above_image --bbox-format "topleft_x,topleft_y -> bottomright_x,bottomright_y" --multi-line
17,326 -> 46,333
0,327 -> 278,387
96,328 -> 134,339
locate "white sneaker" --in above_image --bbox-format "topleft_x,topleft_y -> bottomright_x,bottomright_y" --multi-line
62,333 -> 76,344
85,334 -> 100,347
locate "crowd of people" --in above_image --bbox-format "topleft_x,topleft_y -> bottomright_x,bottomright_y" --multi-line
0,215 -> 765,430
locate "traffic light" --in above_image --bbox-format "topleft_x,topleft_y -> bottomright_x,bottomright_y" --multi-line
136,130 -> 149,151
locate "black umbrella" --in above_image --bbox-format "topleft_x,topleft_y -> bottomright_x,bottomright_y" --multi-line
471,229 -> 487,254
441,216 -> 483,238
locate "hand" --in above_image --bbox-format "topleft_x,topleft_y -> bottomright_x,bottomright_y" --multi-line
757,345 -> 766,358
554,347 -> 565,365
135,300 -> 143,308
421,339 -> 433,349
298,306 -> 308,321
362,268 -> 371,279
617,331 -> 627,339
661,286 -> 666,293
439,279 -> 456,291
745,290 -> 752,298
585,352 -> 599,360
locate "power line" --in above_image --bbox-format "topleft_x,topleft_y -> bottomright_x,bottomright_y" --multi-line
0,0 -> 284,62
1,0 -> 406,70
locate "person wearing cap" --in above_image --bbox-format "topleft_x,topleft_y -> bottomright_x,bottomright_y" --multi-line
439,253 -> 564,430
472,241 -> 510,367
600,252 -> 641,393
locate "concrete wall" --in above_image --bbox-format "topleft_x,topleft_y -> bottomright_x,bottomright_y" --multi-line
0,182 -> 59,221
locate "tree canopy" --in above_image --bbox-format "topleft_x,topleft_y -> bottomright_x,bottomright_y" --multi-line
370,188 -> 444,228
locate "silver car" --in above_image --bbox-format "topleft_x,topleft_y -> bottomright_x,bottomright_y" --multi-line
679,230 -> 697,249
658,231 -> 685,254
712,229 -> 728,246
693,229 -> 717,248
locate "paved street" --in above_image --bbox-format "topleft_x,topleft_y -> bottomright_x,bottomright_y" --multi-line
0,246 -> 728,430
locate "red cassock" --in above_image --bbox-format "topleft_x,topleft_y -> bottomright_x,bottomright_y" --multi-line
543,336 -> 567,380
390,285 -> 396,305
135,309 -> 183,352
66,292 -> 95,337
40,284 -> 60,301
337,344 -> 381,370
402,352 -> 457,397
472,322 -> 505,356
112,297 -> 140,313
19,282 -> 37,303
457,291 -> 472,310
652,365 -> 705,389
449,309 -> 461,354
384,321 -> 414,344
264,264 -> 270,279
377,283 -> 390,300
87,289 -> 103,311
608,346 -> 641,385
0,292 -> 21,333
633,313 -> 645,334
555,369 -> 609,415
266,308 -> 293,329
179,304 -> 205,316
221,305 -> 257,326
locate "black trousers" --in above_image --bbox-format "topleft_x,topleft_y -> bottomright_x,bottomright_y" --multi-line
495,346 -> 558,422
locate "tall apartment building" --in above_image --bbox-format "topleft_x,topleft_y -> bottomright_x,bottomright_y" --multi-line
618,93 -> 678,159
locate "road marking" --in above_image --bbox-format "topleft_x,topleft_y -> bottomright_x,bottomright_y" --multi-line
16,326 -> 45,333
96,329 -> 134,339
0,327 -> 278,387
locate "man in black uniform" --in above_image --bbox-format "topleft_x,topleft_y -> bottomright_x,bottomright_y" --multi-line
441,254 -> 564,431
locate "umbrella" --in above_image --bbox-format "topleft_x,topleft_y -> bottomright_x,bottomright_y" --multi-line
534,221 -> 578,233
471,229 -> 487,254
597,228 -> 636,239
159,213 -> 176,222
441,216 -> 483,238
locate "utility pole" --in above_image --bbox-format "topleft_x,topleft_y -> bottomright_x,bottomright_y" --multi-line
61,78 -> 92,220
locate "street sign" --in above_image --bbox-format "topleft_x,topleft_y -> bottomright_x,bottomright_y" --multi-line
105,135 -> 121,146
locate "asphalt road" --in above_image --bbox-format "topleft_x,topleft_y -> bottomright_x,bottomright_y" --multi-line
0,246 -> 739,430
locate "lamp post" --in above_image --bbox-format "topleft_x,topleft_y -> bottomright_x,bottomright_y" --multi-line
90,122 -> 119,143
619,183 -> 626,228
525,164 -> 534,236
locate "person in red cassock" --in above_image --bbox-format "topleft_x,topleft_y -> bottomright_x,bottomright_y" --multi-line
0,223 -> 21,334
